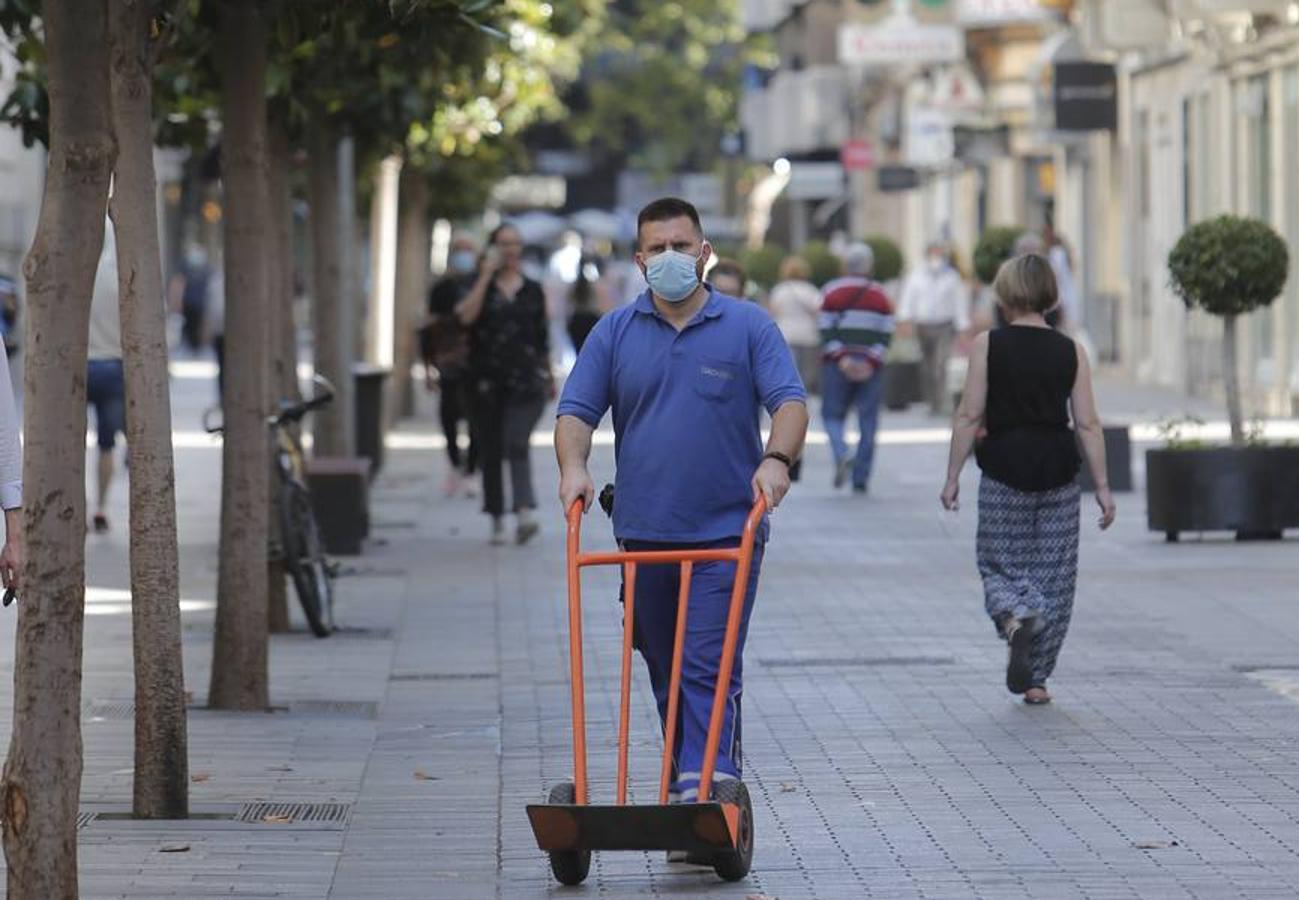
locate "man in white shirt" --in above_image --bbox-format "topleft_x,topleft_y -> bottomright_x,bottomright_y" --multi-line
897,242 -> 970,415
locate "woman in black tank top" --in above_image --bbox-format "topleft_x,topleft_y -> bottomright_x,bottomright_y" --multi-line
940,254 -> 1117,705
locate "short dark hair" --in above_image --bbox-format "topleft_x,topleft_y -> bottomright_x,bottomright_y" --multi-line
710,258 -> 745,284
488,223 -> 521,245
637,197 -> 702,245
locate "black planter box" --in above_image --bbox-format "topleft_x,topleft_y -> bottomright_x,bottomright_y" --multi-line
1078,426 -> 1133,492
1146,446 -> 1299,540
884,361 -> 921,411
306,456 -> 371,555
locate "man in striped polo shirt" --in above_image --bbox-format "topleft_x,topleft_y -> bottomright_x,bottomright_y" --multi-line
818,242 -> 895,494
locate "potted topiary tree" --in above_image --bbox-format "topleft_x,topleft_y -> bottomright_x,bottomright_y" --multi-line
801,239 -> 843,287
973,226 -> 1023,286
1149,214 -> 1299,540
863,234 -> 904,285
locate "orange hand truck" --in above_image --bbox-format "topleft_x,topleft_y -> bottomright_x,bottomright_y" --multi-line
526,495 -> 768,886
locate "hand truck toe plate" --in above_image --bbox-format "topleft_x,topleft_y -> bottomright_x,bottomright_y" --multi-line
527,801 -> 738,854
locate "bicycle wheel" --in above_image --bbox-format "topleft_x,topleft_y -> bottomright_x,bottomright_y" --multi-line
279,480 -> 334,637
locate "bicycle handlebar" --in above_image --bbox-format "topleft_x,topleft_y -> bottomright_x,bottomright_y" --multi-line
202,375 -> 337,435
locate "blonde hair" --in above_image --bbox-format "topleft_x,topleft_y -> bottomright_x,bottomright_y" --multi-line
779,255 -> 810,281
993,253 -> 1058,315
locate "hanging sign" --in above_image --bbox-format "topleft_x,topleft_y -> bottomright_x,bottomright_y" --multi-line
839,15 -> 964,67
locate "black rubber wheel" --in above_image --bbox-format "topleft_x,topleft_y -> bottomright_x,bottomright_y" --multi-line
279,480 -> 334,637
546,782 -> 590,886
711,779 -> 754,882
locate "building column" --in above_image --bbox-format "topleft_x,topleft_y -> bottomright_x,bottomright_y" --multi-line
367,155 -> 401,368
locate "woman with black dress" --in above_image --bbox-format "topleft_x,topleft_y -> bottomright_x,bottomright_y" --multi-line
941,253 -> 1116,705
456,224 -> 553,546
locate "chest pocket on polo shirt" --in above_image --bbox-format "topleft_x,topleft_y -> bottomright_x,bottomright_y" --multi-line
693,357 -> 738,401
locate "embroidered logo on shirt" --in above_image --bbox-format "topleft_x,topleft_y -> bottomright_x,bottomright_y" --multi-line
700,365 -> 734,380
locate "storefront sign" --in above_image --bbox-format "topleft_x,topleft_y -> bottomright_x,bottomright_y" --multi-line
905,107 -> 955,168
878,165 -> 921,193
956,0 -> 1056,27
840,139 -> 876,171
839,18 -> 964,67
1054,61 -> 1118,131
786,162 -> 846,201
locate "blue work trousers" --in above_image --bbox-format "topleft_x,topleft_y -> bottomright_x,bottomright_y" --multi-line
821,360 -> 884,490
622,538 -> 765,802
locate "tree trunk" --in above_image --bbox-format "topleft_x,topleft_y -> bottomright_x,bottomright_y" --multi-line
106,0 -> 188,819
265,118 -> 296,634
208,0 -> 270,710
392,167 -> 429,422
307,121 -> 355,457
1,1 -> 116,896
1223,313 -> 1244,445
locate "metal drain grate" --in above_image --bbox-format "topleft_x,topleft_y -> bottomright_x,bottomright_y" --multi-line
289,700 -> 378,719
84,700 -> 136,720
77,812 -> 96,829
390,672 -> 497,682
759,656 -> 955,669
236,801 -> 351,825
330,626 -> 394,640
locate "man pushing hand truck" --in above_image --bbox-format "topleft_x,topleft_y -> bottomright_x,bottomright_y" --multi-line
527,198 -> 809,885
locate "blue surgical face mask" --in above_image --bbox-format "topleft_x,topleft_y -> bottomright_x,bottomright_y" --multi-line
645,249 -> 702,303
450,250 -> 477,274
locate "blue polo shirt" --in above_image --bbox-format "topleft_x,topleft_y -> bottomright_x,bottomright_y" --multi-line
557,288 -> 806,543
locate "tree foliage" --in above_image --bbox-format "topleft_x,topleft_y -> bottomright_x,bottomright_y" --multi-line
800,240 -> 842,288
864,235 -> 904,283
1168,215 -> 1289,317
973,225 -> 1023,285
570,0 -> 759,174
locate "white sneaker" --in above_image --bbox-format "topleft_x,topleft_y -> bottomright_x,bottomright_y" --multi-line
489,517 -> 506,546
516,508 -> 540,545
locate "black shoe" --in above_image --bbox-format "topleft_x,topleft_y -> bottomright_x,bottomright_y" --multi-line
1004,617 -> 1035,695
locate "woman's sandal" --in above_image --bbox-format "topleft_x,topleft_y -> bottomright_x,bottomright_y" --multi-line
1023,687 -> 1052,705
1003,617 -> 1036,695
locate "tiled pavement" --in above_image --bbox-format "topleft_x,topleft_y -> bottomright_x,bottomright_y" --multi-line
3,368 -> 1299,898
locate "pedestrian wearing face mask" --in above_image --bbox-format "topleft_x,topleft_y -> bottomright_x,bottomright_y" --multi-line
897,241 -> 970,415
457,224 -> 553,545
556,197 -> 808,827
422,236 -> 482,498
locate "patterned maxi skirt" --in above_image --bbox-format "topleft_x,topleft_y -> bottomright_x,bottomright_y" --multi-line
976,475 -> 1081,688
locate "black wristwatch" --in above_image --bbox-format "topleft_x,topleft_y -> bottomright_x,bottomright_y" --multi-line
763,451 -> 793,469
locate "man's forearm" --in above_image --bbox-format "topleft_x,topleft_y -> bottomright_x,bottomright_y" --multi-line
4,507 -> 19,543
555,415 -> 594,471
766,402 -> 809,462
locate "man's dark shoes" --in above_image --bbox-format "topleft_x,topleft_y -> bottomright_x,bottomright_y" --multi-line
1004,616 -> 1035,695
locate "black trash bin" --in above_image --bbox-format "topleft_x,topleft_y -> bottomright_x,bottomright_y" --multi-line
353,363 -> 390,479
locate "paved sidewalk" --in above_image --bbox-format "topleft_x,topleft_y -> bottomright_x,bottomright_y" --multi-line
3,369 -> 1299,898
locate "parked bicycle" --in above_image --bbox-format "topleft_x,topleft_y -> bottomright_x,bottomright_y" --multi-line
204,376 -> 336,637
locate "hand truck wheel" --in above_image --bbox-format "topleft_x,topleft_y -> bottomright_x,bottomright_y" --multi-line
711,779 -> 754,882
546,782 -> 591,885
